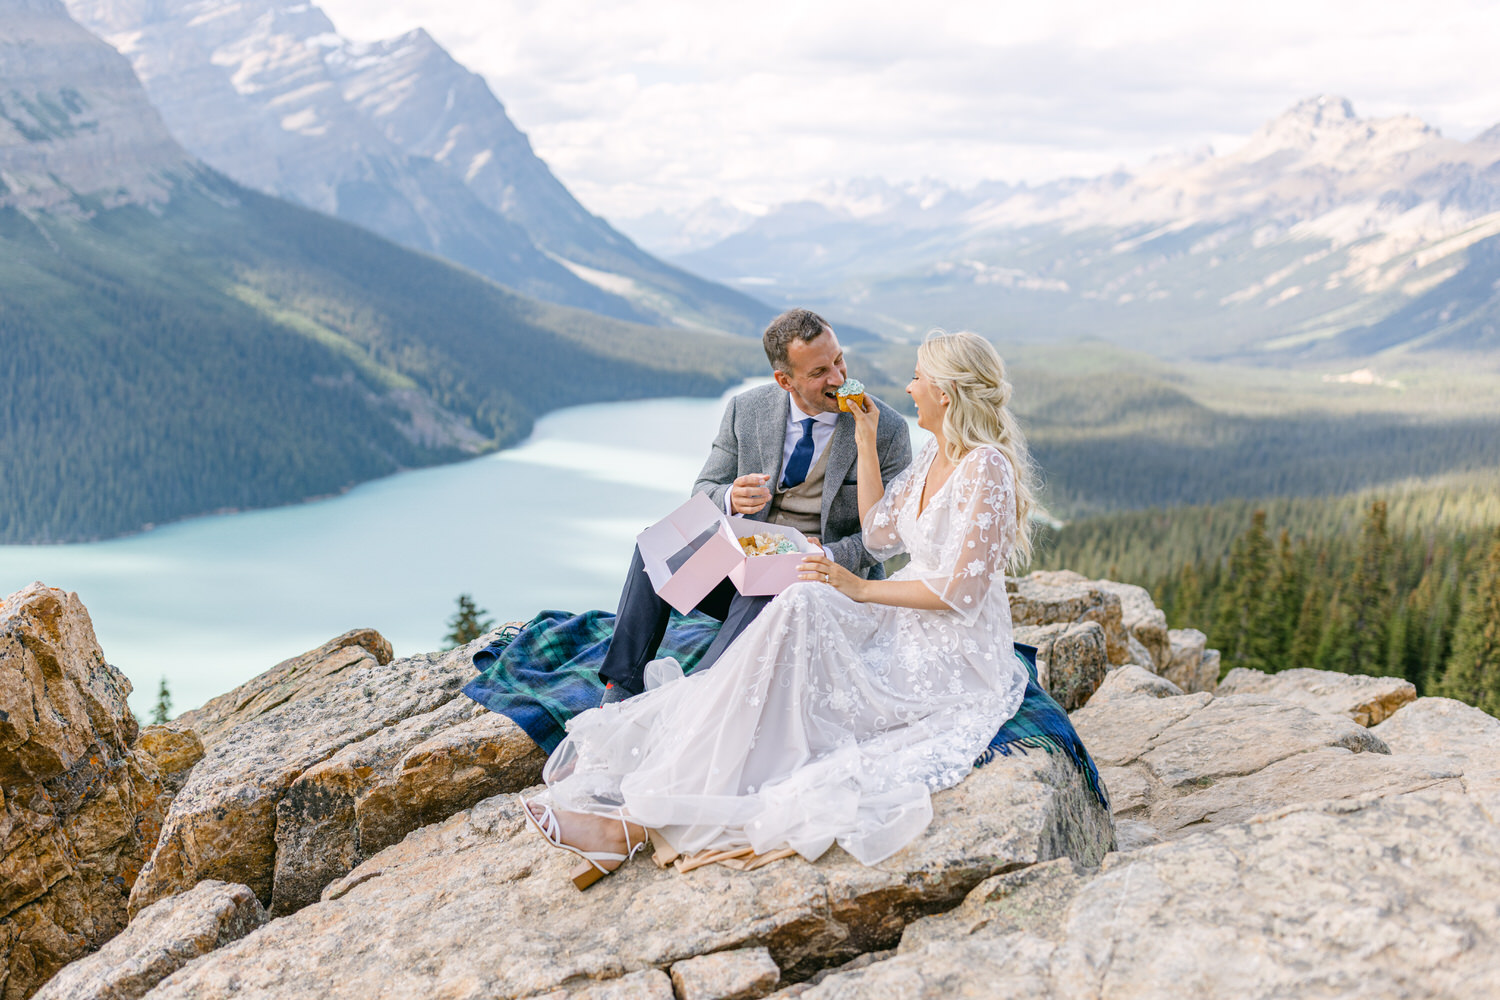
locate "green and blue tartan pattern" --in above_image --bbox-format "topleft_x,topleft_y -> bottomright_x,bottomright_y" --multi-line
463,609 -> 1107,810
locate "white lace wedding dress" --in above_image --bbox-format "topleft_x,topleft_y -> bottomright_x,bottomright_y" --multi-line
539,440 -> 1028,865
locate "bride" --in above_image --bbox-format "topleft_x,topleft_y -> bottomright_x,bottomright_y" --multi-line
524,331 -> 1039,887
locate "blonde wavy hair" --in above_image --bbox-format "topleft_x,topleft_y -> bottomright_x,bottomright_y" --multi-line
917,330 -> 1039,570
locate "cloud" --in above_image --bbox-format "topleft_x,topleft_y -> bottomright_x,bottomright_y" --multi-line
314,0 -> 1500,221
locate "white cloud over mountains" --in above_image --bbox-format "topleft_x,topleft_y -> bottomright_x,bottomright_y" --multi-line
314,0 -> 1500,222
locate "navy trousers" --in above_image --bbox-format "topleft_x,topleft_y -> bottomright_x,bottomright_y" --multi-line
597,545 -> 771,695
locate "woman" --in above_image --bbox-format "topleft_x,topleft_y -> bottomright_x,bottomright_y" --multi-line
524,331 -> 1039,886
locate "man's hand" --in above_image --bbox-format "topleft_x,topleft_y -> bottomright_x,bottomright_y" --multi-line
730,473 -> 772,515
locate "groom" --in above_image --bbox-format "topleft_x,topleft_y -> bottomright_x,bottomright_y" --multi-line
598,308 -> 913,703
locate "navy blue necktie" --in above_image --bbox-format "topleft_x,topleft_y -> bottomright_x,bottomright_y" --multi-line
781,418 -> 816,489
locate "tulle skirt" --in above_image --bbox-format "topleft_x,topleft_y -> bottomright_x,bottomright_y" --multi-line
537,580 -> 1026,866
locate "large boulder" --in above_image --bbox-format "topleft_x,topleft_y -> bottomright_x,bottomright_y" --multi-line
172,630 -> 394,748
789,789 -> 1500,998
1085,577 -> 1171,670
137,746 -> 1114,999
1161,627 -> 1220,693
1007,572 -> 1129,666
128,630 -> 541,916
32,880 -> 264,1000
1013,622 -> 1108,710
270,698 -> 545,914
1218,667 -> 1416,726
0,583 -> 166,1000
1083,664 -> 1184,705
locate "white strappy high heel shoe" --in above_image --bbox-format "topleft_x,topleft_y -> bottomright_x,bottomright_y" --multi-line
519,796 -> 647,890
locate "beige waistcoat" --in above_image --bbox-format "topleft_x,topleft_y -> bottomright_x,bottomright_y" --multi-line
768,444 -> 828,538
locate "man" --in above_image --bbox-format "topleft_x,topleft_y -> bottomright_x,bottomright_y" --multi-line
598,308 -> 913,703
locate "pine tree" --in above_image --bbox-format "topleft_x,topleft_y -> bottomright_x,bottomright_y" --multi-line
1436,531 -> 1500,715
1168,561 -> 1204,631
1213,510 -> 1273,670
150,677 -> 172,725
443,594 -> 495,650
1255,528 -> 1301,670
1338,501 -> 1395,675
1288,574 -> 1326,667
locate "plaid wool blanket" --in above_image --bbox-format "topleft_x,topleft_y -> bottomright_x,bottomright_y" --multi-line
463,609 -> 1107,810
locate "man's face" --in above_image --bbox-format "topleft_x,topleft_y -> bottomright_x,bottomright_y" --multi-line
774,329 -> 846,415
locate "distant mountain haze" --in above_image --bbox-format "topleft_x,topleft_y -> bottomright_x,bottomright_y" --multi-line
0,0 -> 759,543
658,97 -> 1500,359
64,0 -> 774,336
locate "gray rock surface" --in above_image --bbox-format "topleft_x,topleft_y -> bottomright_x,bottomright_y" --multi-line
1218,666 -> 1416,726
1372,696 -> 1500,820
172,629 -> 394,748
1083,664 -> 1184,705
271,697 -> 545,914
1013,622 -> 1109,710
533,971 -> 675,1000
1008,572 -> 1129,665
128,631 -> 511,915
33,880 -> 264,1000
1,583 -> 166,1000
794,790 -> 1500,999
140,746 -> 1113,999
670,948 -> 780,1000
1161,627 -> 1219,693
1370,695 -> 1500,757
1071,690 -> 1403,840
1087,578 -> 1171,670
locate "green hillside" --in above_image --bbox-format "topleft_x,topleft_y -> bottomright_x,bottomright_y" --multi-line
0,173 -> 762,543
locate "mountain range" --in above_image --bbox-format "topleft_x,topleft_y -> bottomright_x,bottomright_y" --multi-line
0,0 -> 758,543
63,0 -> 773,336
638,97 -> 1500,361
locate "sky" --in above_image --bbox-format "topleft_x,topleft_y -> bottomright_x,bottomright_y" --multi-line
314,0 -> 1500,223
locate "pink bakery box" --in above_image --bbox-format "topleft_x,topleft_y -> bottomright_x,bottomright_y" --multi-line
637,493 -> 744,614
638,495 -> 821,613
725,517 -> 819,596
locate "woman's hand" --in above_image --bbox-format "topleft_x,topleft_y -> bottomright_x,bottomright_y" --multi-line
847,394 -> 879,455
797,553 -> 866,602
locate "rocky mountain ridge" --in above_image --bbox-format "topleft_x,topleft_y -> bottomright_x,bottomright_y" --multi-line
7,575 -> 1499,999
0,0 -> 759,543
0,0 -> 194,212
63,0 -> 773,335
659,96 -> 1500,360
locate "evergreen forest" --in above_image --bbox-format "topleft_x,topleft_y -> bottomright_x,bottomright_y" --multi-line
1035,471 -> 1500,715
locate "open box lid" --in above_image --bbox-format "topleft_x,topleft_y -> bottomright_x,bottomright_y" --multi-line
637,493 -> 744,615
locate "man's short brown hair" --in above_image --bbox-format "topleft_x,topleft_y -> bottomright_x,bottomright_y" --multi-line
762,308 -> 832,374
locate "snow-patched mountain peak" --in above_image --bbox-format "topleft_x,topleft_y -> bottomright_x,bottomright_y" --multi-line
1233,95 -> 1440,170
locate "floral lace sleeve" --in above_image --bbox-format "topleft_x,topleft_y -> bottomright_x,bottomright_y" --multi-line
912,446 -> 1016,626
862,439 -> 932,561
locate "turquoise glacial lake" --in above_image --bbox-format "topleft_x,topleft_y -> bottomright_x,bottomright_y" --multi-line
1,381 -> 928,718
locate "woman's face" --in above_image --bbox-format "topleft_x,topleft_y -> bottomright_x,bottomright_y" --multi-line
907,362 -> 948,434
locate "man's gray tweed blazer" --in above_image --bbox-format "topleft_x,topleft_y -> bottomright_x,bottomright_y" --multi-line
692,382 -> 913,576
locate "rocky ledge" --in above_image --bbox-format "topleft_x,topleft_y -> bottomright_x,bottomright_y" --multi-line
6,575 -> 1499,1000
